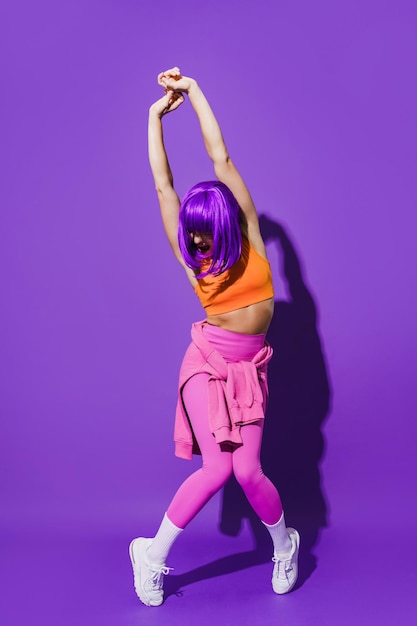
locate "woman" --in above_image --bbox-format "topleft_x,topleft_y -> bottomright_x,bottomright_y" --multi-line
129,67 -> 300,606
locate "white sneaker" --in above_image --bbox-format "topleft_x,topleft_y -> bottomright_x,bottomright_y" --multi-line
129,537 -> 171,606
272,528 -> 300,594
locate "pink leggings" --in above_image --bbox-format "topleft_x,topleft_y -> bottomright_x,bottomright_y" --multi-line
167,325 -> 283,529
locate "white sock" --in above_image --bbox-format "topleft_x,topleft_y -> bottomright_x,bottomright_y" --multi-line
263,512 -> 292,557
147,513 -> 183,565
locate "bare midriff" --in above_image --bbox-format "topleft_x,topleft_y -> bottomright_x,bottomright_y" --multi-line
205,297 -> 275,335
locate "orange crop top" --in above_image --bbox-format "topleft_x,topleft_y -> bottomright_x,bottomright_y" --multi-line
194,238 -> 274,315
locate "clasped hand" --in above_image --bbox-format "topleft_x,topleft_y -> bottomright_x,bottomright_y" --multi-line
150,67 -> 194,117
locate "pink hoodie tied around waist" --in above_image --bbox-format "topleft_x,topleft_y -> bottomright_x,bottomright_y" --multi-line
174,321 -> 273,460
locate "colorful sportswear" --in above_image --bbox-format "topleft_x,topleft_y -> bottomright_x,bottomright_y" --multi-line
174,321 -> 273,460
194,238 -> 274,315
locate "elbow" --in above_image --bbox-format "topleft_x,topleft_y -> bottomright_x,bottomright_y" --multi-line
154,176 -> 174,196
213,155 -> 232,178
155,183 -> 176,200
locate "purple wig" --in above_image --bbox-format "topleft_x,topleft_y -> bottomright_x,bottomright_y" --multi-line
178,181 -> 242,277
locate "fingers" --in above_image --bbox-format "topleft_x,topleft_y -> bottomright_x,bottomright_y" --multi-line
155,67 -> 185,115
168,92 -> 185,111
150,89 -> 184,117
160,90 -> 184,115
160,76 -> 179,91
158,67 -> 181,86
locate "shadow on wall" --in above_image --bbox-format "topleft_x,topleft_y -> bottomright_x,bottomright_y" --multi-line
219,215 -> 332,583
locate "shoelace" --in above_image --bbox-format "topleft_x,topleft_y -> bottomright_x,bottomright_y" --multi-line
146,565 -> 173,591
272,555 -> 293,579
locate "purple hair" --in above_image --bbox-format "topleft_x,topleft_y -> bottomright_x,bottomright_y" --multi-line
178,181 -> 242,277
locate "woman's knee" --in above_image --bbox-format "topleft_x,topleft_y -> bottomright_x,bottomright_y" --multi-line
233,460 -> 264,491
201,457 -> 233,489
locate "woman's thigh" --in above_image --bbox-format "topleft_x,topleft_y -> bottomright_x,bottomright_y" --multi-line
182,374 -> 232,471
232,421 -> 264,479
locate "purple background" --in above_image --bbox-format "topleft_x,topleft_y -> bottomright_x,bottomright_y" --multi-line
1,0 -> 416,624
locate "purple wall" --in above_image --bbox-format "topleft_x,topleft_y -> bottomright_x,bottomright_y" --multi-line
1,1 -> 416,623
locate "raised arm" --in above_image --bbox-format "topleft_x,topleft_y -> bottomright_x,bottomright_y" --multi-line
148,89 -> 185,264
159,69 -> 266,255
